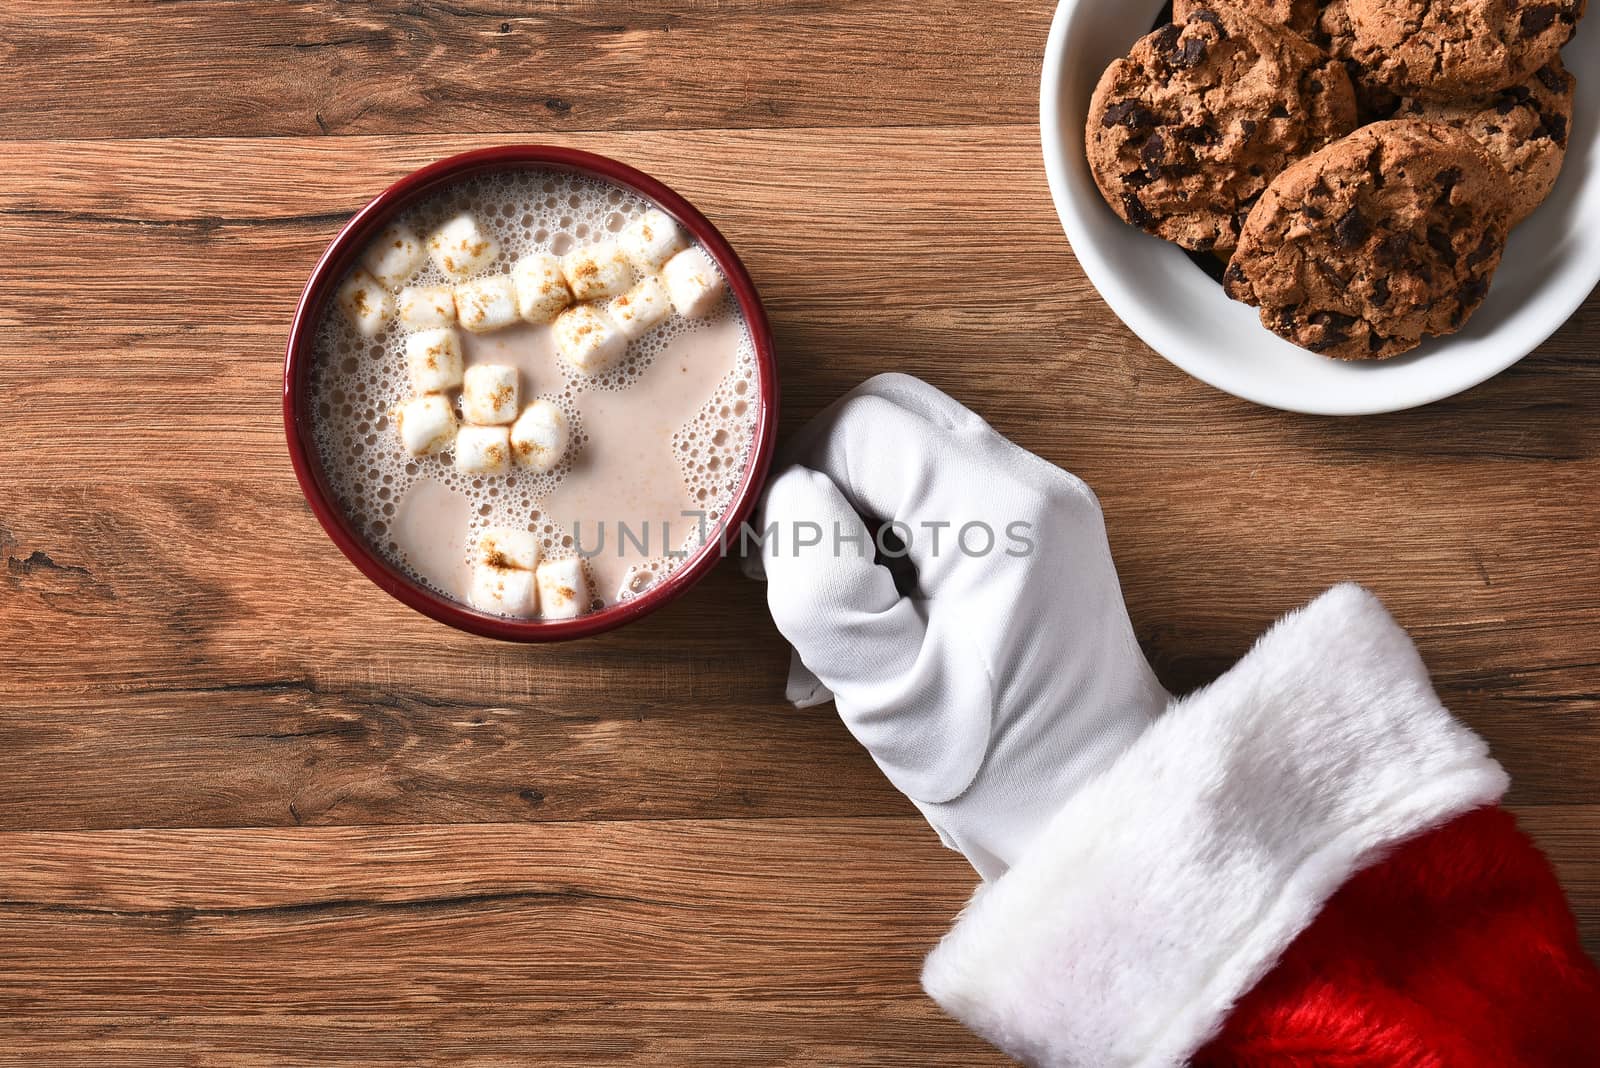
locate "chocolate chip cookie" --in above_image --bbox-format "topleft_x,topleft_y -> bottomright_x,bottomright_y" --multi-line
1314,0 -> 1400,119
1223,120 -> 1513,359
1396,58 -> 1576,225
1346,0 -> 1586,101
1171,0 -> 1401,118
1172,0 -> 1321,36
1087,7 -> 1360,253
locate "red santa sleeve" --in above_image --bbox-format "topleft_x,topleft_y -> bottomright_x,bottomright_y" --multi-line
919,584 -> 1600,1067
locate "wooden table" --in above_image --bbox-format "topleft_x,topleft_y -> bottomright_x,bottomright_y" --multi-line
1,3 -> 1595,1063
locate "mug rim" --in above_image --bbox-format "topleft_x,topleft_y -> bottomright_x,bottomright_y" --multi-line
282,145 -> 779,641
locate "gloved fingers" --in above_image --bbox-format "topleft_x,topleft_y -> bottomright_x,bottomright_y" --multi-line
785,652 -> 834,708
760,464 -> 995,804
759,464 -> 928,697
814,373 -> 1102,512
738,376 -> 954,585
782,391 -> 1010,584
737,377 -> 952,583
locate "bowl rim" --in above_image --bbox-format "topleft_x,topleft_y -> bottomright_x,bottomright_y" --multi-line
1038,0 -> 1600,416
283,144 -> 779,642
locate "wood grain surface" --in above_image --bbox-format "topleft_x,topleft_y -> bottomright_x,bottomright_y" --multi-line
0,1 -> 1596,1063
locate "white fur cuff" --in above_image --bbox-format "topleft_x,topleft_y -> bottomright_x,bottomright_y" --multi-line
921,584 -> 1508,1068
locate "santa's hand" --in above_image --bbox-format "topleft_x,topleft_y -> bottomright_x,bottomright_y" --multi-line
753,373 -> 1169,879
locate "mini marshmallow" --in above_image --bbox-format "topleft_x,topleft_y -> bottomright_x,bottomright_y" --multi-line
510,252 -> 572,324
536,556 -> 589,620
661,247 -> 727,319
462,364 -> 520,425
477,526 -> 540,571
553,304 -> 628,375
606,274 -> 671,340
337,268 -> 394,337
470,563 -> 537,617
395,393 -> 457,457
427,212 -> 498,279
562,241 -> 634,301
510,399 -> 571,473
397,285 -> 457,329
454,424 -> 511,475
619,208 -> 687,271
454,274 -> 519,334
362,223 -> 426,290
405,328 -> 464,393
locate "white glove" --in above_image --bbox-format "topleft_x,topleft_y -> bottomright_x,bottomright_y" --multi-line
753,374 -> 1169,880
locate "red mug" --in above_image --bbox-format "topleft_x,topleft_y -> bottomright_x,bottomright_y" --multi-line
283,146 -> 778,641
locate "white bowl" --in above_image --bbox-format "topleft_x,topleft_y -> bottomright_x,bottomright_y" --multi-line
1040,2 -> 1600,415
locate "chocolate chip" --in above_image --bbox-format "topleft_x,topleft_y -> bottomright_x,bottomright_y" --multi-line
1154,23 -> 1183,60
1335,207 -> 1369,248
1496,97 -> 1519,115
1546,113 -> 1568,144
1239,119 -> 1258,139
1102,101 -> 1133,125
1175,36 -> 1208,67
1466,232 -> 1498,267
1536,65 -> 1567,93
1308,310 -> 1354,348
1427,226 -> 1457,266
1122,168 -> 1154,187
1268,103 -> 1290,119
1520,5 -> 1558,34
1102,100 -> 1160,130
1223,261 -> 1248,289
1176,122 -> 1218,145
1122,191 -> 1156,229
1140,131 -> 1167,177
1371,277 -> 1390,305
1484,123 -> 1503,135
1193,235 -> 1216,252
1189,8 -> 1227,33
1376,231 -> 1411,267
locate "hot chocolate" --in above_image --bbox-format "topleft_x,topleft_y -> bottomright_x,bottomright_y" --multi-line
309,169 -> 759,619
